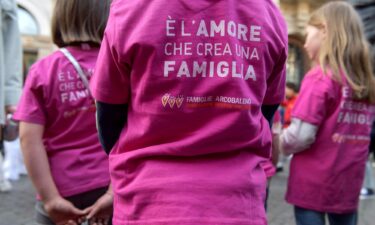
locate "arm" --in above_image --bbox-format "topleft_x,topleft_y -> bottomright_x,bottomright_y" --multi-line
19,122 -> 84,224
261,104 -> 280,166
3,0 -> 23,111
271,119 -> 282,166
261,104 -> 279,126
280,118 -> 318,155
85,184 -> 113,225
96,101 -> 127,154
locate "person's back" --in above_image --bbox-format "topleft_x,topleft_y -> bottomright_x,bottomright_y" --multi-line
13,0 -> 113,224
281,2 -> 375,225
92,0 -> 287,224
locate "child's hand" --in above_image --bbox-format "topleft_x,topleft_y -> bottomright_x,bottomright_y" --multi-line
84,192 -> 113,225
44,196 -> 85,225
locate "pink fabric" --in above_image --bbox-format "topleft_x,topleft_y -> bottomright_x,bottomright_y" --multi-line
13,45 -> 110,197
91,0 -> 287,224
273,110 -> 281,124
260,161 -> 276,179
286,66 -> 375,213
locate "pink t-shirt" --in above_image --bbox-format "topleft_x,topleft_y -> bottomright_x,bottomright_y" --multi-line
286,66 -> 375,213
91,0 -> 287,224
13,45 -> 110,197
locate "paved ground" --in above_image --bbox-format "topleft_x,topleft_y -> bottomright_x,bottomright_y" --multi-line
1,164 -> 374,225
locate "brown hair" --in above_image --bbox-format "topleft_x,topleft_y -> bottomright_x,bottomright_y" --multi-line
51,0 -> 111,48
308,1 -> 375,103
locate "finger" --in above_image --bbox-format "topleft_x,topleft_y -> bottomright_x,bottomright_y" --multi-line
67,220 -> 78,225
86,206 -> 100,219
82,205 -> 94,215
77,217 -> 83,224
95,219 -> 102,225
88,217 -> 98,225
100,217 -> 108,225
69,206 -> 86,216
91,219 -> 100,225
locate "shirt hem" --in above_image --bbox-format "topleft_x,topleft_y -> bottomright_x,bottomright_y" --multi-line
58,179 -> 110,197
290,113 -> 320,126
286,197 -> 358,214
112,218 -> 266,225
92,88 -> 128,105
12,113 -> 46,125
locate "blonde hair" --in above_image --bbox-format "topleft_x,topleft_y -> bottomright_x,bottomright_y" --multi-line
51,0 -> 111,48
308,1 -> 375,103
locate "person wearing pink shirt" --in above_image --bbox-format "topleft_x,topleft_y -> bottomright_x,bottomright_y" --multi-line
13,0 -> 113,224
281,2 -> 375,225
91,0 -> 288,224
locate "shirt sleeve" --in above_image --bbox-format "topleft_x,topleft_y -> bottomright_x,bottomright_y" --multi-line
90,12 -> 131,105
12,66 -> 47,125
291,72 -> 332,126
280,118 -> 318,155
2,0 -> 23,106
263,46 -> 287,105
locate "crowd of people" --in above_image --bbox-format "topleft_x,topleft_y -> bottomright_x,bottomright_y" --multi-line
1,0 -> 375,225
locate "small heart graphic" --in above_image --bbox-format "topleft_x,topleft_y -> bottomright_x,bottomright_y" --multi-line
162,94 -> 170,107
168,97 -> 176,108
176,96 -> 184,108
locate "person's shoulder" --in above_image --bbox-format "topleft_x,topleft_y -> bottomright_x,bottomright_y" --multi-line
27,50 -> 66,79
302,66 -> 340,96
304,66 -> 329,82
264,1 -> 287,31
259,0 -> 288,49
33,50 -> 65,67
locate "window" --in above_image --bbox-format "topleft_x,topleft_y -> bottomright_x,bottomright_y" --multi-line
287,43 -> 305,87
17,6 -> 39,35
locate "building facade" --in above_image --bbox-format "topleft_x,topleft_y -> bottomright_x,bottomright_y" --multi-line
16,0 -> 55,78
17,0 -> 373,87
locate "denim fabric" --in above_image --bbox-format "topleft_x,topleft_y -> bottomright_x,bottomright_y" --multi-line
35,186 -> 110,225
0,0 -> 23,124
294,206 -> 357,225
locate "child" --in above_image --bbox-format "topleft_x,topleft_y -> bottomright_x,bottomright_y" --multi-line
281,2 -> 375,225
13,0 -> 112,224
281,82 -> 298,128
91,0 -> 288,224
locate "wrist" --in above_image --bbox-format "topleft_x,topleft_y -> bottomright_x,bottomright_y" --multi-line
42,192 -> 61,205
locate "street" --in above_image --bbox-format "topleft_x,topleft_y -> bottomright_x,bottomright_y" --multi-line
1,165 -> 374,225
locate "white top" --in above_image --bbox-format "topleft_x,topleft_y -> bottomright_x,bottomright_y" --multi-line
280,118 -> 318,155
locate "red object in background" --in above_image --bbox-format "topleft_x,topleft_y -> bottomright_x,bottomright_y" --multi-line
282,95 -> 298,128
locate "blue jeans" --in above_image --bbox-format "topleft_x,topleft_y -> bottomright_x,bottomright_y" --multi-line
294,206 -> 357,225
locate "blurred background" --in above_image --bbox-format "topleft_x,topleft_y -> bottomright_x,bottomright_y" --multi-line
15,0 -> 374,91
1,0 -> 374,224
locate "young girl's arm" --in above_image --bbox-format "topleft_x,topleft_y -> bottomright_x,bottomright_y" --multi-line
280,118 -> 318,155
96,101 -> 127,154
19,122 -> 85,224
85,184 -> 113,224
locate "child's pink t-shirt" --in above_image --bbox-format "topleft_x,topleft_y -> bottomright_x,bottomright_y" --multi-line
286,66 -> 375,213
13,46 -> 110,197
91,0 -> 287,224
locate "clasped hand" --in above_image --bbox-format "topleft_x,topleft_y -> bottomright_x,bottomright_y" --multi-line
44,192 -> 113,225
